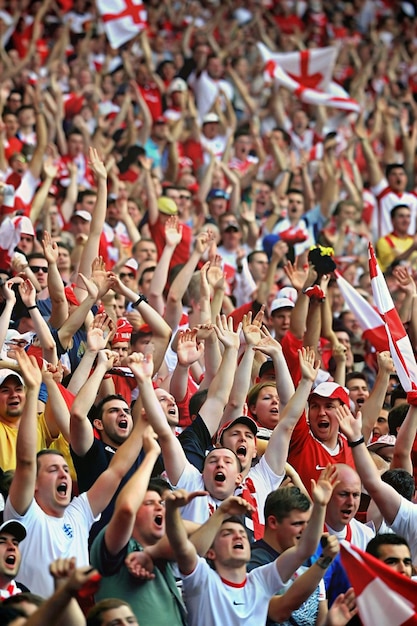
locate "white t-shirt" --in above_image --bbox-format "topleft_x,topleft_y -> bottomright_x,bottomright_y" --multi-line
4,493 -> 98,597
390,496 -> 417,564
176,455 -> 284,530
326,517 -> 375,550
182,556 -> 284,626
371,178 -> 417,239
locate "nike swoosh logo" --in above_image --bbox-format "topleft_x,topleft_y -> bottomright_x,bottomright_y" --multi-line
233,601 -> 245,605
316,465 -> 327,470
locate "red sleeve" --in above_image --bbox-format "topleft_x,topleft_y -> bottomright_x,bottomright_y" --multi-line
281,330 -> 303,386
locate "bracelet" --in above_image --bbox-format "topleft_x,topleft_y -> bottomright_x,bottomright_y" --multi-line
27,304 -> 38,311
132,293 -> 148,308
348,436 -> 364,448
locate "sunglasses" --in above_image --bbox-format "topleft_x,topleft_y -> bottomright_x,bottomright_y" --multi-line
120,272 -> 135,279
30,266 -> 48,273
179,194 -> 191,200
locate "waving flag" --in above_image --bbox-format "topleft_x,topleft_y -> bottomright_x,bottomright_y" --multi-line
369,243 -> 417,392
97,0 -> 147,49
341,541 -> 417,626
334,270 -> 389,353
258,43 -> 360,113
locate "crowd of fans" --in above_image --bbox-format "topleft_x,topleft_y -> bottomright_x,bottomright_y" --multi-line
1,0 -> 417,624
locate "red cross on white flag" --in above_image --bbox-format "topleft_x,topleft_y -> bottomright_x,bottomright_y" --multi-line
97,0 -> 147,50
258,43 -> 360,113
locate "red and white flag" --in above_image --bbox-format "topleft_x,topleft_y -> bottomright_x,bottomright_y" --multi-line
334,269 -> 389,353
258,43 -> 360,113
368,243 -> 417,392
341,541 -> 417,626
97,0 -> 147,50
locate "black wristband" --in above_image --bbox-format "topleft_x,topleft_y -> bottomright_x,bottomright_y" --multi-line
27,304 -> 38,311
133,294 -> 148,308
316,555 -> 333,570
348,436 -> 364,448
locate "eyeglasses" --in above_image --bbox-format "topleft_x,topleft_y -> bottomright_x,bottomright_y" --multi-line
30,266 -> 48,273
120,272 -> 135,279
179,194 -> 191,200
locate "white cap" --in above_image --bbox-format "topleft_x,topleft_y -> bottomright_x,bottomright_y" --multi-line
123,258 -> 139,273
0,368 -> 24,387
168,77 -> 188,94
11,216 -> 34,236
202,112 -> 220,124
70,210 -> 92,222
277,286 -> 298,304
270,297 -> 295,313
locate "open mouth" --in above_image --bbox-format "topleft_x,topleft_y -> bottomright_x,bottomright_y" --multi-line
215,472 -> 226,483
270,407 -> 279,414
57,483 -> 68,495
356,398 -> 365,406
118,419 -> 128,429
236,446 -> 247,457
168,408 -> 177,416
233,542 -> 244,550
341,509 -> 352,518
317,420 -> 330,429
5,555 -> 16,565
154,515 -> 163,527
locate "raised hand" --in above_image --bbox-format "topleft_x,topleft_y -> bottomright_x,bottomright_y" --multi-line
78,273 -> 99,302
18,278 -> 36,308
207,255 -> 224,289
177,329 -> 204,367
214,314 -> 241,350
142,424 -> 161,457
13,348 -> 42,390
194,229 -> 215,256
165,215 -> 183,248
91,257 -> 113,299
42,230 -> 58,264
96,349 -> 117,372
376,350 -> 395,374
284,259 -> 310,292
218,495 -> 254,517
298,346 -> 320,382
242,309 -> 264,346
1,279 -> 16,305
195,323 -> 217,343
127,352 -> 154,382
335,405 -> 363,442
326,588 -> 358,626
392,265 -> 416,295
321,533 -> 340,561
43,157 -> 58,180
253,325 -> 282,358
332,342 -> 347,364
311,464 -> 339,506
87,313 -> 114,352
88,146 -> 107,181
165,488 -> 209,510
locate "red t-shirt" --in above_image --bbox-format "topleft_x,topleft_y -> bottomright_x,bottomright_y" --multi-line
149,217 -> 192,268
288,413 -> 355,495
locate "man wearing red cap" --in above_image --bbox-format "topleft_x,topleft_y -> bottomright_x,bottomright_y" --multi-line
286,381 -> 355,494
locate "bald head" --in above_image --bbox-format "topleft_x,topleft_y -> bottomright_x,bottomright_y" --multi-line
325,464 -> 361,531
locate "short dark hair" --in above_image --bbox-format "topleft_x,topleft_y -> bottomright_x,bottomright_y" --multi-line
87,599 -> 133,626
189,388 -> 208,417
390,204 -> 411,219
27,253 -> 47,263
366,533 -> 410,558
264,486 -> 310,523
138,266 -> 156,286
385,163 -> 406,178
381,468 -> 415,501
95,394 -> 129,420
147,478 -> 171,497
388,402 -> 408,433
2,591 -> 44,609
345,371 -> 368,385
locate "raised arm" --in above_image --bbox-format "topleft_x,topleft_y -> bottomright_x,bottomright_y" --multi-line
254,325 -> 295,408
353,116 -> 383,188
148,216 -> 182,316
18,279 -> 57,365
7,349 -> 42,515
336,405 -> 401,525
276,465 -> 338,583
70,350 -> 116,457
75,148 -> 107,293
164,490 -> 202,575
42,231 -> 67,330
198,315 -> 241,437
263,347 -> 318,476
103,426 -> 160,556
360,351 -> 394,443
268,534 -> 339,623
170,329 -> 204,406
129,352 -> 188,485
57,274 -> 98,349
